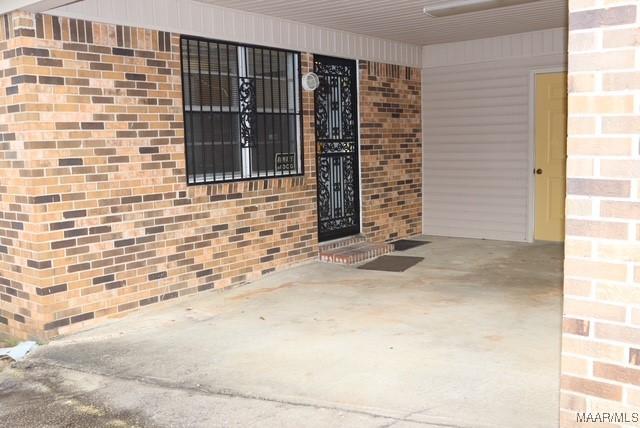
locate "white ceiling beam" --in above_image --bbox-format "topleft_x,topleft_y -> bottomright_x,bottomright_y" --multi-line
0,0 -> 81,15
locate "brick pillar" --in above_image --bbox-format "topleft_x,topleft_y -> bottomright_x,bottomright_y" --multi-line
0,11 -> 49,339
562,1 -> 640,425
358,61 -> 422,242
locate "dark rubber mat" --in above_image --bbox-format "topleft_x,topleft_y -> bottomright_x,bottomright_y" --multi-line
357,255 -> 424,272
393,239 -> 431,251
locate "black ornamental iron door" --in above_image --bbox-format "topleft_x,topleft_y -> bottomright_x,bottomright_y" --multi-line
314,55 -> 360,242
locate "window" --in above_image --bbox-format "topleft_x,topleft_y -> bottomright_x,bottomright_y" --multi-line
180,36 -> 303,184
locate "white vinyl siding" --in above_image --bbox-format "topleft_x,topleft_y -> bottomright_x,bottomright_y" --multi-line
421,29 -> 566,242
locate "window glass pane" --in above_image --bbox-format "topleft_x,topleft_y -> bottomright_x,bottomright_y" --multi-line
249,49 -> 294,112
182,41 -> 239,111
185,74 -> 239,111
252,114 -> 298,175
185,112 -> 241,181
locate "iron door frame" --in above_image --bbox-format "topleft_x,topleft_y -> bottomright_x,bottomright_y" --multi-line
313,54 -> 361,242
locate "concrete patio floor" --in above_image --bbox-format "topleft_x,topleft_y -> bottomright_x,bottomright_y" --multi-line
0,236 -> 563,428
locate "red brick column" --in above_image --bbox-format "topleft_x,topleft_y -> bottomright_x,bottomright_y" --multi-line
561,1 -> 640,425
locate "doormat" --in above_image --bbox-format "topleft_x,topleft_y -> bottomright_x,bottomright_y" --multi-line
357,255 -> 424,272
393,239 -> 431,251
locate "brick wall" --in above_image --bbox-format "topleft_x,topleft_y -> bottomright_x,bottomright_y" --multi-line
359,61 -> 422,242
0,12 -> 423,340
562,1 -> 640,425
0,12 -> 319,340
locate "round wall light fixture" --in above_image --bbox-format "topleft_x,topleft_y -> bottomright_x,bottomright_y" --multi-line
301,72 -> 320,91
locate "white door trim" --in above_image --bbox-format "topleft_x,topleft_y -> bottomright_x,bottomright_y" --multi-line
526,67 -> 567,242
356,59 -> 364,236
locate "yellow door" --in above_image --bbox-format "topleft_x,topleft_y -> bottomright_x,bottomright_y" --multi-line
534,73 -> 567,241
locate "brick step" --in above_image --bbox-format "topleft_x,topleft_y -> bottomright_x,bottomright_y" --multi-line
318,234 -> 367,252
319,239 -> 394,265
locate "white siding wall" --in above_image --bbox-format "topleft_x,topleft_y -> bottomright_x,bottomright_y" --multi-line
421,28 -> 566,242
50,0 -> 422,67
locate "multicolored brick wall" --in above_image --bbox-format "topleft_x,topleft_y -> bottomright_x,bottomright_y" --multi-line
0,11 -> 423,340
562,1 -> 640,425
0,11 -> 320,340
359,61 -> 422,242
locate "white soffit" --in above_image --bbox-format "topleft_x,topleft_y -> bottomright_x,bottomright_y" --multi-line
196,0 -> 568,45
0,0 -> 79,14
49,0 -> 423,67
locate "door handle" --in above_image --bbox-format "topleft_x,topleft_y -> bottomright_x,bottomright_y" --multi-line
535,168 -> 543,175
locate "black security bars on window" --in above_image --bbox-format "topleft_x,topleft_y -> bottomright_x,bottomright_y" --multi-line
180,36 -> 303,185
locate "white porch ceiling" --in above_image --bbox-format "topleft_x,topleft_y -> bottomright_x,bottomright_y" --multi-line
1,0 -> 79,14
195,0 -> 567,45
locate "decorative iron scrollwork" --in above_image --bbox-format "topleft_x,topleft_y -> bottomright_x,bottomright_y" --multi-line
318,156 -> 332,220
340,78 -> 354,140
314,61 -> 353,78
320,141 -> 355,154
314,78 -> 330,141
239,77 -> 257,148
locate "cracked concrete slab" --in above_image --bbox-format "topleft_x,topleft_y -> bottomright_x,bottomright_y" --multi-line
1,236 -> 563,427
